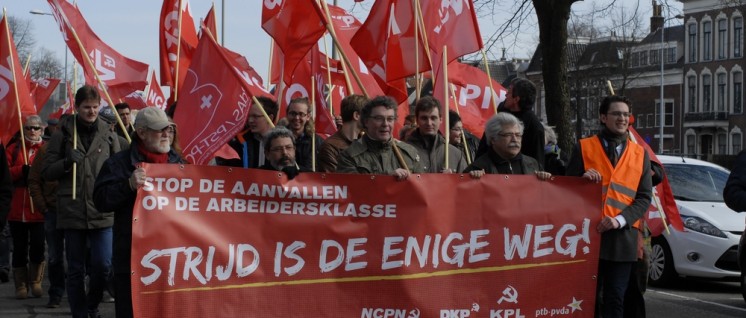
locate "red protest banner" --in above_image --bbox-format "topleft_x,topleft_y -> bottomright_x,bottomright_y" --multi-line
132,164 -> 601,318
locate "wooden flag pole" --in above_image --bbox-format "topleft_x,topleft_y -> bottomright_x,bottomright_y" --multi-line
267,39 -> 273,91
442,45 -> 449,171
481,50 -> 499,114
414,2 -> 421,104
22,53 -> 32,76
173,0 -> 184,101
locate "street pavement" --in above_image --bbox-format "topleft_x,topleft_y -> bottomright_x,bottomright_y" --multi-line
0,272 -> 115,318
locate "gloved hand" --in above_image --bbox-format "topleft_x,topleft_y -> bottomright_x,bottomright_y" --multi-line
65,149 -> 85,168
22,165 -> 30,180
281,166 -> 300,180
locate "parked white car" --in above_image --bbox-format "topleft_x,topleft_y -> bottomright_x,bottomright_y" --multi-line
648,155 -> 744,285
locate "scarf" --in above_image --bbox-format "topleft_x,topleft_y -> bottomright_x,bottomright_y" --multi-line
136,141 -> 169,164
598,128 -> 627,166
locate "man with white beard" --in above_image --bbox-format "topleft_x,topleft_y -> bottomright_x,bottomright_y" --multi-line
93,106 -> 185,318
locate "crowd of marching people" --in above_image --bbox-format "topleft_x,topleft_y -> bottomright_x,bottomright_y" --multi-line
0,77 -> 655,318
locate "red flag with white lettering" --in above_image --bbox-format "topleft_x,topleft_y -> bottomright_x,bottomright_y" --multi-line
173,29 -> 272,164
261,0 -> 326,81
628,126 -> 684,236
146,71 -> 167,110
159,0 -> 199,94
29,78 -> 61,110
47,0 -> 149,90
324,4 -> 385,100
0,14 -> 37,145
444,61 -> 506,137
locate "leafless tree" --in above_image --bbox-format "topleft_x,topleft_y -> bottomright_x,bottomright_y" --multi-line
29,48 -> 63,79
7,15 -> 35,64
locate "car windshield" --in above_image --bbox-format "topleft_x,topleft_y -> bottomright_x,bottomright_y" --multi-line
663,163 -> 728,202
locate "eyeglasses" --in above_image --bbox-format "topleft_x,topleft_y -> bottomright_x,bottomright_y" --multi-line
287,111 -> 308,118
24,126 -> 42,131
370,116 -> 397,124
148,126 -> 175,134
498,132 -> 523,139
269,145 -> 295,153
607,111 -> 632,118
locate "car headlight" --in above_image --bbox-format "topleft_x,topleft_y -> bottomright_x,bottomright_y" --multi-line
681,215 -> 727,238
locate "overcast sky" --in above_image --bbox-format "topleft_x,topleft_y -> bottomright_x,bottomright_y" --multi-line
4,0 -> 683,85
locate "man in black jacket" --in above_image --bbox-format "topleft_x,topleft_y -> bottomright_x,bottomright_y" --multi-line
476,78 -> 545,168
93,107 -> 185,318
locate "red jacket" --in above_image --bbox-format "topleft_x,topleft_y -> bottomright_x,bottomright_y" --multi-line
6,139 -> 44,222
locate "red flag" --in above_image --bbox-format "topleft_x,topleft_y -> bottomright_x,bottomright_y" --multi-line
420,0 -> 483,66
324,4 -> 385,100
269,41 -> 283,85
29,78 -> 61,110
0,14 -> 36,145
443,62 -> 506,137
201,5 -> 218,39
47,0 -> 149,90
261,1 -> 326,81
48,82 -> 74,120
173,29 -> 271,165
310,49 -> 339,136
350,0 -> 429,83
159,0 -> 199,93
146,71 -> 167,110
628,126 -> 684,235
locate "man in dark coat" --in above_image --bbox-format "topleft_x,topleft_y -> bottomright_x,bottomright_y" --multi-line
0,144 -> 12,284
216,96 -> 278,168
476,78 -> 545,167
42,85 -> 128,318
94,107 -> 185,318
465,112 -> 551,181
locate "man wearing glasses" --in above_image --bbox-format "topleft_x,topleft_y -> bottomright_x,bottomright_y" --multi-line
464,112 -> 550,181
285,97 -> 324,171
93,106 -> 185,318
217,96 -> 279,169
336,96 -> 423,180
43,85 -> 128,318
566,95 -> 652,318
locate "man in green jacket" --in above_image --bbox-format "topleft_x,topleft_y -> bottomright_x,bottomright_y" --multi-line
336,96 -> 423,179
405,96 -> 467,173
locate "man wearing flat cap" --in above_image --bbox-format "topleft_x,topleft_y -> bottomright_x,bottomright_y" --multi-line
93,106 -> 185,318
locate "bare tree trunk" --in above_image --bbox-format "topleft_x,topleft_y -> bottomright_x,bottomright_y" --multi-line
533,0 -> 578,154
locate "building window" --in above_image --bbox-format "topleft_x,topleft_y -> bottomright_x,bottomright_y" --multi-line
703,74 -> 712,112
655,101 -> 675,127
735,72 -> 743,113
647,114 -> 654,128
718,19 -> 727,59
630,52 -> 639,67
667,47 -> 677,63
717,73 -> 726,111
734,132 -> 743,153
650,50 -> 660,65
718,133 -> 727,154
689,23 -> 698,62
687,135 -> 696,154
704,21 -> 712,61
688,75 -> 697,112
638,114 -> 645,128
736,17 -> 743,58
640,51 -> 648,65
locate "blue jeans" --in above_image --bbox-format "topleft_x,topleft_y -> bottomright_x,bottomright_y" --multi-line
596,260 -> 635,318
65,228 -> 112,318
45,210 -> 65,299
